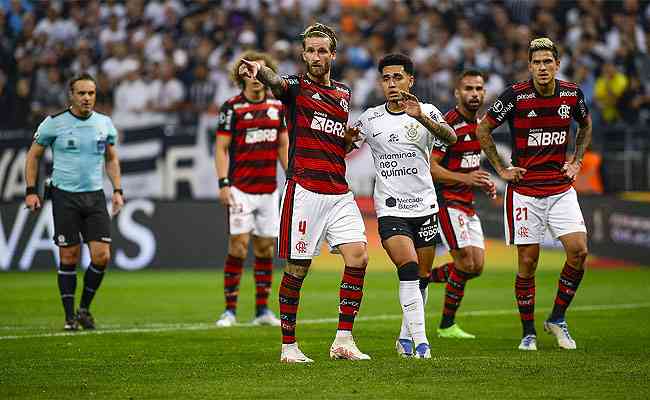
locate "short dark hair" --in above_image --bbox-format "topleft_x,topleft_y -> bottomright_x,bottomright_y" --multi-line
69,73 -> 96,92
377,53 -> 414,76
528,37 -> 559,61
301,23 -> 337,52
456,69 -> 485,87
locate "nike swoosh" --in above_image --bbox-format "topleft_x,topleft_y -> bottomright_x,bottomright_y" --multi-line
423,236 -> 434,242
404,302 -> 416,308
372,132 -> 382,137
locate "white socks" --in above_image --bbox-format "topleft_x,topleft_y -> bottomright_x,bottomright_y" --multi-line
399,280 -> 428,345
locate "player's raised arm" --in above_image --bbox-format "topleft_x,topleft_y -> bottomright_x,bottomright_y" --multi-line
399,91 -> 457,145
476,117 -> 526,183
239,59 -> 287,99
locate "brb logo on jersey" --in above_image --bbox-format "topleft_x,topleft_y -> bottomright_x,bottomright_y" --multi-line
245,128 -> 277,144
310,111 -> 344,138
460,153 -> 481,168
527,130 -> 567,147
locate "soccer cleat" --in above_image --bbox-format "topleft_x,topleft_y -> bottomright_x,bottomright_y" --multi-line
280,343 -> 314,363
414,343 -> 431,359
395,338 -> 415,358
437,324 -> 476,339
518,334 -> 538,351
329,336 -> 371,360
544,319 -> 577,349
252,309 -> 281,326
76,308 -> 95,330
215,310 -> 236,327
63,319 -> 79,331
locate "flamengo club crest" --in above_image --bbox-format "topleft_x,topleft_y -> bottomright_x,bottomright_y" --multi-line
558,104 -> 571,119
405,123 -> 420,141
339,98 -> 349,112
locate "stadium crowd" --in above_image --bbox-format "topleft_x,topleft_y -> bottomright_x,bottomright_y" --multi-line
0,0 -> 649,145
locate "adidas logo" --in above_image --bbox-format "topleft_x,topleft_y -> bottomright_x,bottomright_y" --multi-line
311,92 -> 322,100
527,110 -> 538,118
464,135 -> 472,142
244,112 -> 253,120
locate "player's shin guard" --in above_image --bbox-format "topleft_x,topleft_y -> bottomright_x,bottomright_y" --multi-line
79,263 -> 106,310
57,263 -> 77,321
515,275 -> 536,336
549,263 -> 584,321
430,262 -> 454,283
398,262 -> 427,345
279,272 -> 304,344
254,257 -> 273,316
337,266 -> 366,332
440,268 -> 472,328
223,255 -> 244,313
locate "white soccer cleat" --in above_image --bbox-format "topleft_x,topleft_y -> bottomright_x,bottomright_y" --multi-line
215,310 -> 236,327
395,338 -> 415,358
252,309 -> 281,326
544,320 -> 577,350
414,343 -> 431,359
280,343 -> 314,363
329,336 -> 371,360
518,334 -> 538,351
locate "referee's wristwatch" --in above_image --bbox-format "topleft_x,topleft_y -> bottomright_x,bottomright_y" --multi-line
218,178 -> 231,188
113,188 -> 124,196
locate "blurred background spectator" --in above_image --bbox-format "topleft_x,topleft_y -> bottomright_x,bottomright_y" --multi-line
0,0 -> 648,192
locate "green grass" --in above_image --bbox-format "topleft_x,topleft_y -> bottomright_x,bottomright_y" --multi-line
1,247 -> 649,399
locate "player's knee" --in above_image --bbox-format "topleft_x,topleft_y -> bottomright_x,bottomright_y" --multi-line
60,246 -> 80,265
91,248 -> 110,266
228,239 -> 249,259
519,254 -> 538,271
569,244 -> 588,267
352,250 -> 369,268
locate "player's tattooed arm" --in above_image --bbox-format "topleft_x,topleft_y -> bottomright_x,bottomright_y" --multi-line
563,115 -> 593,179
477,118 -> 526,183
239,59 -> 287,98
399,91 -> 457,144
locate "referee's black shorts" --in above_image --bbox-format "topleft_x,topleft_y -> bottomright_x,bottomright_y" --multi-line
51,187 -> 111,247
377,214 -> 440,248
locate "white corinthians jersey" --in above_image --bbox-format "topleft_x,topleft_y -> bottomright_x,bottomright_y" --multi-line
355,103 -> 445,218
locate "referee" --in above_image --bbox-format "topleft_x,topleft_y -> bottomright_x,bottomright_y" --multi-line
24,73 -> 124,331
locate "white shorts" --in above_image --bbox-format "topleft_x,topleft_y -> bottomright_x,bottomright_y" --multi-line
438,206 -> 485,250
504,186 -> 587,245
228,186 -> 280,237
278,180 -> 367,260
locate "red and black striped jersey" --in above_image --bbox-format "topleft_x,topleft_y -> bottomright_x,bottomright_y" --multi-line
432,108 -> 482,215
216,93 -> 286,194
485,79 -> 589,197
276,74 -> 351,194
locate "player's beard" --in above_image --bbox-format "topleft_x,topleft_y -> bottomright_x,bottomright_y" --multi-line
307,61 -> 330,80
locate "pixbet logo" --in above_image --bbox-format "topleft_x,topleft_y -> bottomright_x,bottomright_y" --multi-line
527,130 -> 567,147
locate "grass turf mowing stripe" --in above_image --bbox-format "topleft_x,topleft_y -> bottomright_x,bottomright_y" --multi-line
1,302 -> 648,340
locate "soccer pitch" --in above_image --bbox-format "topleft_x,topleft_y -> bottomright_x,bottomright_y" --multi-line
1,243 -> 649,399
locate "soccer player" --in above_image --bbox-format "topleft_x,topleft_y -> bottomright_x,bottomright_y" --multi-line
477,38 -> 592,350
215,51 -> 289,328
425,70 -> 496,340
353,54 -> 457,358
24,73 -> 124,331
239,23 -> 370,362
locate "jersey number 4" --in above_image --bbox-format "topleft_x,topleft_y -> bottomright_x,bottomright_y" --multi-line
298,220 -> 307,235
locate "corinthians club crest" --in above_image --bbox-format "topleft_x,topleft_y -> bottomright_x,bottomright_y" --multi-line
405,122 -> 420,141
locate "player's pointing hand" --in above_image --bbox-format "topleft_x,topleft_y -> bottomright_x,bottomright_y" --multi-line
238,59 -> 260,79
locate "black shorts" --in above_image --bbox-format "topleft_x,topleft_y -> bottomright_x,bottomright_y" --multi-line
377,214 -> 440,248
51,187 -> 111,247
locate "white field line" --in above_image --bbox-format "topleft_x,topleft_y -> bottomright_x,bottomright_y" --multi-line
1,302 -> 649,341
